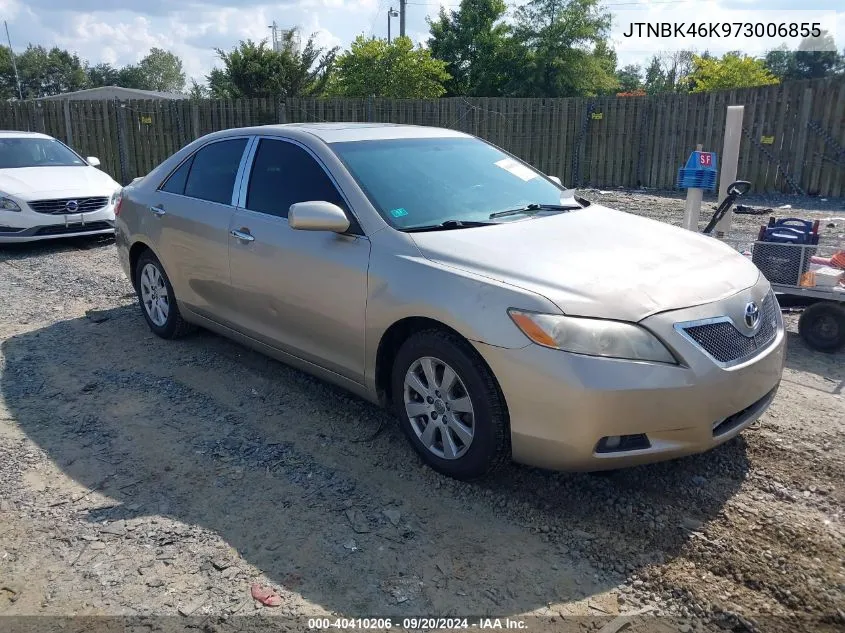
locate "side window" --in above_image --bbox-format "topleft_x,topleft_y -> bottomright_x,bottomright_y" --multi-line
159,156 -> 193,195
183,138 -> 248,205
246,139 -> 345,218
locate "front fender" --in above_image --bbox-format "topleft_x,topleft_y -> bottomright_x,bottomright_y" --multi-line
364,242 -> 560,390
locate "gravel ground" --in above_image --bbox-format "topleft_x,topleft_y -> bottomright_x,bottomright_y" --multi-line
580,188 -> 845,240
0,192 -> 843,633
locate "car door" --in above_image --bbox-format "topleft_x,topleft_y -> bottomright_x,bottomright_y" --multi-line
149,136 -> 250,317
227,137 -> 371,383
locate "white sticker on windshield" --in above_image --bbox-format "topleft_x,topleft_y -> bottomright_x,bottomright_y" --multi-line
494,158 -> 538,182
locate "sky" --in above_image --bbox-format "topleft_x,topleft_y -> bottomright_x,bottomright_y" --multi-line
1,0 -> 843,87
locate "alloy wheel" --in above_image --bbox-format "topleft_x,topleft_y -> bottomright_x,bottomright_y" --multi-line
139,262 -> 170,327
403,356 -> 475,460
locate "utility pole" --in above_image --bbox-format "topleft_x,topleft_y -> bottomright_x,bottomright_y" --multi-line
399,0 -> 406,38
4,21 -> 23,101
387,7 -> 399,43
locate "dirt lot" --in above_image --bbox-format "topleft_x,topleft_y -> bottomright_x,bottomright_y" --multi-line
0,191 -> 843,633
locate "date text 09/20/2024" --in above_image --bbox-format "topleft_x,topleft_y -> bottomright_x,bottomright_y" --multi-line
308,618 -> 528,629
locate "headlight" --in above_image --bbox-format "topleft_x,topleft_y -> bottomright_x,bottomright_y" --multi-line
508,309 -> 677,364
0,194 -> 21,212
110,190 -> 121,205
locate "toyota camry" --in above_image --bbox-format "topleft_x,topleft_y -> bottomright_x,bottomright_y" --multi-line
114,123 -> 785,479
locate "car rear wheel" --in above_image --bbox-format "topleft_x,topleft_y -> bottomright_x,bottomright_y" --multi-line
134,250 -> 194,339
391,329 -> 510,480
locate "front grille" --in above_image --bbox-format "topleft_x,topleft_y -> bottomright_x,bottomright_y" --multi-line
34,221 -> 112,236
679,292 -> 780,364
28,197 -> 109,215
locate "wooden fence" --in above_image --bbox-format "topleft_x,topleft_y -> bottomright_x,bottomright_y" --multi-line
2,77 -> 844,197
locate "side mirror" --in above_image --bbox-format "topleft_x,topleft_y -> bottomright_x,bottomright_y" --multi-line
87,156 -> 101,168
288,201 -> 350,233
548,175 -> 562,185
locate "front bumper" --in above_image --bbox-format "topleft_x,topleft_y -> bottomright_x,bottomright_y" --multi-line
0,208 -> 115,243
475,284 -> 786,471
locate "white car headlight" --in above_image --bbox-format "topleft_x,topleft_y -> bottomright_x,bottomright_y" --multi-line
508,309 -> 677,364
0,194 -> 21,212
110,190 -> 121,205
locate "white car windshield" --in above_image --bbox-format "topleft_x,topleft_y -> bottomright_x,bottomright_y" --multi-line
0,138 -> 87,169
331,137 -> 575,230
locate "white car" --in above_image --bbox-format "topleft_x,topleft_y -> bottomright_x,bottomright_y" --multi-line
0,131 -> 122,243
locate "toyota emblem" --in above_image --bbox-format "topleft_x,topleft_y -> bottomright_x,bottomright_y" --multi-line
744,301 -> 760,329
65,200 -> 79,213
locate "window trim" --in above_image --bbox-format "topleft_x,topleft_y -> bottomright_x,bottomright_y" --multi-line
156,135 -> 254,206
236,135 -> 364,236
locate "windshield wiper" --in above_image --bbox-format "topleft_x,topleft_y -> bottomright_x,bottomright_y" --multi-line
403,219 -> 496,232
489,202 -> 581,219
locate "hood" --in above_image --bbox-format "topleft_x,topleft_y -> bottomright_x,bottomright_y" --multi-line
409,204 -> 760,322
0,166 -> 120,198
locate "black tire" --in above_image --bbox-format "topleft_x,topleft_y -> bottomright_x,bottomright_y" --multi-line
134,250 -> 195,339
390,329 -> 510,480
798,302 -> 845,353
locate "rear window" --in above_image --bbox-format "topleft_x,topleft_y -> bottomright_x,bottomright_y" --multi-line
160,156 -> 193,195
182,138 -> 248,205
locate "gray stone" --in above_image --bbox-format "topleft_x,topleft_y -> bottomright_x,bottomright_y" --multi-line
383,508 -> 401,526
681,517 -> 703,531
345,508 -> 370,533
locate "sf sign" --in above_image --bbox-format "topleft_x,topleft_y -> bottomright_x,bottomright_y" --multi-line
699,152 -> 714,167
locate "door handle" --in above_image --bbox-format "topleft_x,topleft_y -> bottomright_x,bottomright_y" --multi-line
230,229 -> 255,242
149,205 -> 166,217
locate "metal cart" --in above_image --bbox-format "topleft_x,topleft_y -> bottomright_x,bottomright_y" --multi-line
719,236 -> 845,352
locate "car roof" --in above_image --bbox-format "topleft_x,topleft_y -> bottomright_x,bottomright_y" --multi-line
0,131 -> 54,140
213,123 -> 471,144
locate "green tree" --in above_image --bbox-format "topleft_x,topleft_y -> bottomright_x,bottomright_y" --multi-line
208,31 -> 336,98
115,48 -> 185,92
643,51 -> 696,94
3,45 -> 88,99
0,46 -> 23,99
763,45 -> 795,80
329,36 -> 449,98
87,62 -> 120,87
511,0 -> 617,97
116,64 -> 147,89
427,0 -> 519,96
188,79 -> 210,99
593,38 -> 617,93
764,32 -> 843,80
616,64 -> 642,92
137,48 -> 185,92
687,52 -> 778,93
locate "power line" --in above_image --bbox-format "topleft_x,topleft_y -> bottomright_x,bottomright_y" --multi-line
369,0 -> 387,36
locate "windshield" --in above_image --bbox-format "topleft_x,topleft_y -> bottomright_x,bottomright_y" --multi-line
330,137 -> 574,230
0,138 -> 86,169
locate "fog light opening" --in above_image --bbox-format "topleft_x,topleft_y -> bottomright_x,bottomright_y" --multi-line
595,433 -> 651,454
604,435 -> 622,450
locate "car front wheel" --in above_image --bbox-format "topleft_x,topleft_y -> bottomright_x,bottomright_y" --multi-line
134,250 -> 194,339
391,329 -> 510,479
